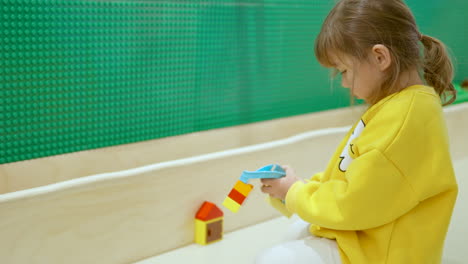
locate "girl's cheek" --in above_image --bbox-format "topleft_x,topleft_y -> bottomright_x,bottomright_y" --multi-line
341,76 -> 349,89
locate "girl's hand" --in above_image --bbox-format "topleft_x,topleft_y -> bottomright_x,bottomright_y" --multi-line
260,165 -> 302,200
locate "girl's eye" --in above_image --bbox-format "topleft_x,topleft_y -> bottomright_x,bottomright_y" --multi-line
340,70 -> 347,75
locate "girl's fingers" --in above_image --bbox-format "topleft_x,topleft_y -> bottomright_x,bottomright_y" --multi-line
260,184 -> 272,193
261,178 -> 275,185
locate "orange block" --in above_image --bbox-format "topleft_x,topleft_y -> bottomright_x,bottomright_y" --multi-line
233,180 -> 253,196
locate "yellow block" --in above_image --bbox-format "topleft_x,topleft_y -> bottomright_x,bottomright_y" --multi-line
233,180 -> 253,196
195,217 -> 223,245
222,196 -> 241,213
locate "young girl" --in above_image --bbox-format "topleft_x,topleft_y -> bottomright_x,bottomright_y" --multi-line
257,0 -> 458,263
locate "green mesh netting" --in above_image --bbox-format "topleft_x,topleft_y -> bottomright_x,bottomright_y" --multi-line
1,0 -> 467,164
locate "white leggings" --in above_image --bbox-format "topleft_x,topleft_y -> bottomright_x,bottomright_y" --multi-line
255,218 -> 342,264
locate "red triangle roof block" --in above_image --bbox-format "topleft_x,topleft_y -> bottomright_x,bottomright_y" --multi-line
195,201 -> 224,221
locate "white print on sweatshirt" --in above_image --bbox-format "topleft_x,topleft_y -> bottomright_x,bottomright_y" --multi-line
339,120 -> 366,172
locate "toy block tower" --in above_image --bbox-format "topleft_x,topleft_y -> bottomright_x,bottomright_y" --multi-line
195,201 -> 224,245
222,180 -> 253,213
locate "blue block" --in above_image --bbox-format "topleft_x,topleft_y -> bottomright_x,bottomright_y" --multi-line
239,164 -> 286,184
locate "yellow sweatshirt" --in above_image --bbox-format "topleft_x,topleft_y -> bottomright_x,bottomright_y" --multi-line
285,85 -> 458,264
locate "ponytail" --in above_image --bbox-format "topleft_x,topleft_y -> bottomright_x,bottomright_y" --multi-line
420,34 -> 457,105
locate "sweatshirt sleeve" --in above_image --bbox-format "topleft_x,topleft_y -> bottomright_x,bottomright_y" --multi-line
309,172 -> 324,182
285,148 -> 419,231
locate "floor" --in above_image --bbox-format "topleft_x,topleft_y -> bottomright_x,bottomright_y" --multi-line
135,216 -> 300,264
136,156 -> 468,264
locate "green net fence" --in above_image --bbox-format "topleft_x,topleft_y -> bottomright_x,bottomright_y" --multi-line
1,0 -> 467,164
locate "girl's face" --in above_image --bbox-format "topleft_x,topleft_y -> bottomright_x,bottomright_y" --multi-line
331,52 -> 386,102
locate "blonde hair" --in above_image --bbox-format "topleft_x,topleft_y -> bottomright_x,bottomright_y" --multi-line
315,0 -> 457,105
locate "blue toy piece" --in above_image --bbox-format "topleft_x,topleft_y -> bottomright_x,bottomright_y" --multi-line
239,164 -> 286,184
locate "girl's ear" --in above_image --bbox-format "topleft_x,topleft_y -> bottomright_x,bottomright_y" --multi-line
371,44 -> 392,71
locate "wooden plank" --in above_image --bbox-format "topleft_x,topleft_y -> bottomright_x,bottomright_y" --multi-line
0,107 -> 363,194
0,131 -> 344,264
